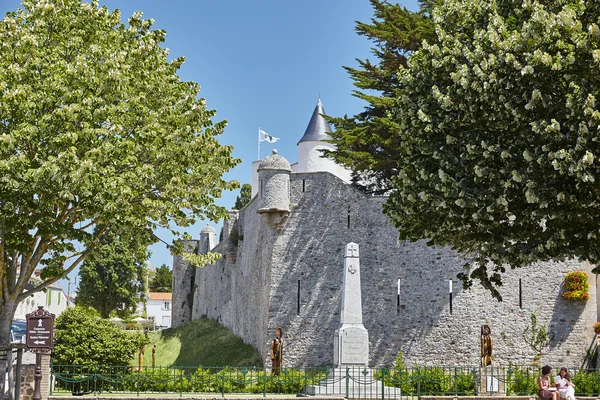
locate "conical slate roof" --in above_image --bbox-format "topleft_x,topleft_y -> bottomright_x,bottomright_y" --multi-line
297,99 -> 332,145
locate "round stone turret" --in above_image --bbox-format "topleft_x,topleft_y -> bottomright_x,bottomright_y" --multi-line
199,225 -> 216,253
257,149 -> 291,229
200,225 -> 216,234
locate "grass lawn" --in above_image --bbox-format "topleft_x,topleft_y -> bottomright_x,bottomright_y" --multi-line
138,317 -> 263,368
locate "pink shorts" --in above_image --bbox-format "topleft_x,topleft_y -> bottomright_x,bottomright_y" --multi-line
540,389 -> 555,399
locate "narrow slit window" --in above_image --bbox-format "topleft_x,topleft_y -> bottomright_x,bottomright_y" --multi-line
297,280 -> 301,314
347,206 -> 351,229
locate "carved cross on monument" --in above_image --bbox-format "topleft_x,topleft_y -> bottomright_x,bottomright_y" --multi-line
334,242 -> 369,366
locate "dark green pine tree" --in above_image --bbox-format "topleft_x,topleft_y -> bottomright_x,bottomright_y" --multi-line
233,183 -> 252,209
149,264 -> 173,293
76,227 -> 148,318
325,0 -> 439,194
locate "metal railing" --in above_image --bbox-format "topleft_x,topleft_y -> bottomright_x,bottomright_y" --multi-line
49,364 -> 600,398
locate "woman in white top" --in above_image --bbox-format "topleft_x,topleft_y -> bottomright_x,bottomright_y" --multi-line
554,367 -> 575,400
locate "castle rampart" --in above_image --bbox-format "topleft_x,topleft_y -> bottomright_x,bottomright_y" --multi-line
174,169 -> 597,367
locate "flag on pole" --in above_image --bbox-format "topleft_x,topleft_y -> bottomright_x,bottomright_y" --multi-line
259,129 -> 279,143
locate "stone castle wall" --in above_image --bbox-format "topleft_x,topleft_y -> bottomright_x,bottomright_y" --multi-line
190,196 -> 273,355
171,241 -> 199,329
176,171 -> 598,368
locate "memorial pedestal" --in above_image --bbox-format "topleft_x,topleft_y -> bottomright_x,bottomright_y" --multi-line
305,367 -> 402,398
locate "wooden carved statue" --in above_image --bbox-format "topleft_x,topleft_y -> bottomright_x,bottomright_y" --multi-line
481,324 -> 492,367
270,327 -> 283,375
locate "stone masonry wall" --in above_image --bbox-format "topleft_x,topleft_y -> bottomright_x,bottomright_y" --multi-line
191,196 -> 273,356
183,170 -> 597,368
171,241 -> 199,329
17,364 -> 35,400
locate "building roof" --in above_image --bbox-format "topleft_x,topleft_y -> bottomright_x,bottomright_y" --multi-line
201,225 -> 216,234
297,99 -> 333,145
149,292 -> 172,301
258,149 -> 292,171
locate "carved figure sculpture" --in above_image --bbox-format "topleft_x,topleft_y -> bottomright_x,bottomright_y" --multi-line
270,327 -> 283,375
481,324 -> 492,367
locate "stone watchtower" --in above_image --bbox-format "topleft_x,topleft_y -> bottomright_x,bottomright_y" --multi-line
257,149 -> 291,230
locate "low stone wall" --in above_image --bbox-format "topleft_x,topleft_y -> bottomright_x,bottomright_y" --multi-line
15,364 -> 35,400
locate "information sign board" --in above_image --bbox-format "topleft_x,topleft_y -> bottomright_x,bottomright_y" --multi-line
25,307 -> 55,349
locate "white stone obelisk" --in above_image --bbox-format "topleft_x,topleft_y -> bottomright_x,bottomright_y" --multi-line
333,243 -> 369,366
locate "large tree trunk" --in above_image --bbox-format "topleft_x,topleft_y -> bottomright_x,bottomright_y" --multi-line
0,298 -> 18,348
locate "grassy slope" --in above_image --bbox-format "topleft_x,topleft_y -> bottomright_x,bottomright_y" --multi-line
140,317 -> 263,368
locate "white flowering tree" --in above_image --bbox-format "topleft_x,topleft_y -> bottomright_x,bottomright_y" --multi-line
383,0 -> 600,298
0,0 -> 239,345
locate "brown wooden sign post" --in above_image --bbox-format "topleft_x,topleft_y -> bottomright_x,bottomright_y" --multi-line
26,307 -> 55,400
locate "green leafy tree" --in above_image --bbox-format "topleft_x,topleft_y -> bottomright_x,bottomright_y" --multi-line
76,227 -> 147,318
149,264 -> 172,293
233,183 -> 252,210
53,306 -> 147,366
0,0 -> 239,346
335,0 -> 600,298
326,0 -> 438,194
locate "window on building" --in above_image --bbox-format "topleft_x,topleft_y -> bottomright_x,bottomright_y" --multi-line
47,291 -> 51,306
163,302 -> 170,311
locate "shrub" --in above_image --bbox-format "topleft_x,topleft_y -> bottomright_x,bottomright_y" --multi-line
53,306 -> 147,366
506,365 -> 539,395
572,370 -> 600,396
594,322 -> 600,334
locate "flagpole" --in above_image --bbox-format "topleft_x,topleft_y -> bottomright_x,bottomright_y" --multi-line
257,127 -> 261,160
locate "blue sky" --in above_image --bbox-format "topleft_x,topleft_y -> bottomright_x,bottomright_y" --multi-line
0,0 -> 419,292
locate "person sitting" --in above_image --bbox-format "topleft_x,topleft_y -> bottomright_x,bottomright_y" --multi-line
555,367 -> 576,400
539,365 -> 559,400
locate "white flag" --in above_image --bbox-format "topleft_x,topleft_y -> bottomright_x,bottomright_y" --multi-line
259,129 -> 279,143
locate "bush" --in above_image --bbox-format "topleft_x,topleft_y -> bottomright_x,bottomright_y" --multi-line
506,365 -> 539,395
572,370 -> 600,396
53,306 -> 148,366
380,366 -> 475,395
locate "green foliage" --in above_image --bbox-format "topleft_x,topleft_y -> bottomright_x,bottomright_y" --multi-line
326,0 -> 439,194
572,369 -> 600,396
335,0 -> 600,298
563,270 -> 590,301
53,306 -> 147,366
381,365 -> 475,395
506,365 -> 539,395
394,350 -> 406,369
76,227 -> 147,318
380,354 -> 475,396
47,363 -> 600,397
53,365 -> 328,395
233,183 -> 252,210
149,264 -> 173,293
0,0 -> 239,344
523,313 -> 551,361
142,317 -> 263,367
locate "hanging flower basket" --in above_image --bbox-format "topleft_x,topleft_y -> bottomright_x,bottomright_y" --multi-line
562,271 -> 590,301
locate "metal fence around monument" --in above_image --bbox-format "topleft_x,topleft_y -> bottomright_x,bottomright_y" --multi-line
49,364 -> 600,399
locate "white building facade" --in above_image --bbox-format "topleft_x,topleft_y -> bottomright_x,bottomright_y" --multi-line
145,292 -> 172,329
13,274 -> 68,320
